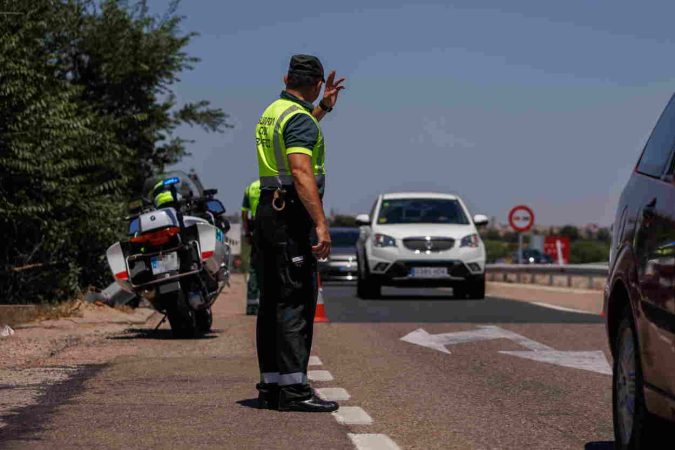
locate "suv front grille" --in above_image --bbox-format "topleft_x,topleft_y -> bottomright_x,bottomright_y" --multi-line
403,237 -> 455,253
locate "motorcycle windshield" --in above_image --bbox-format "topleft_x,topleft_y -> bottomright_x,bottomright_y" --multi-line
144,170 -> 204,201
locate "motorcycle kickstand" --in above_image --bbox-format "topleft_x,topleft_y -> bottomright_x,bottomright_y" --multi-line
154,314 -> 168,331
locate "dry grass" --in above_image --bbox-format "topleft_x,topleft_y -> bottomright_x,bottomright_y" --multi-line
33,295 -> 133,322
33,299 -> 86,321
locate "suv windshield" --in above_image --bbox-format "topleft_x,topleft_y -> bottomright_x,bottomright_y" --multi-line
377,198 -> 469,225
330,229 -> 360,247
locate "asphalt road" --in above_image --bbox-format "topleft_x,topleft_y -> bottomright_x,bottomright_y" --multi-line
317,283 -> 613,449
1,278 -> 615,449
323,284 -> 604,324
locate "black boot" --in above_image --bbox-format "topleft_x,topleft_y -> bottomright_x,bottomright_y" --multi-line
256,383 -> 279,410
278,394 -> 339,413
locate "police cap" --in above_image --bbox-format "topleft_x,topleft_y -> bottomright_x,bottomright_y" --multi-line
288,54 -> 325,82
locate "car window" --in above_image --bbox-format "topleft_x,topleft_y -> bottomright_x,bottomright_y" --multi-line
377,199 -> 469,225
637,94 -> 675,178
329,230 -> 360,247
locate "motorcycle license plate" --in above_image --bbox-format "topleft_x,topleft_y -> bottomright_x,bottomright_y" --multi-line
410,267 -> 448,278
150,252 -> 179,275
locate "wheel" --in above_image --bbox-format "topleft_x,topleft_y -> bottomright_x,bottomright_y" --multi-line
246,304 -> 258,316
467,278 -> 485,299
612,310 -> 664,449
166,291 -> 197,339
356,256 -> 381,299
195,308 -> 213,333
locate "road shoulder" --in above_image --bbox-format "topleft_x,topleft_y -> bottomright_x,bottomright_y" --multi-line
487,281 -> 603,315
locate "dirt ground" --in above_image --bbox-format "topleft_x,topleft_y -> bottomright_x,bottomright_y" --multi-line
0,295 -> 160,431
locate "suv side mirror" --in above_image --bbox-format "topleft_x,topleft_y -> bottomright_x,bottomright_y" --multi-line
355,214 -> 371,226
473,214 -> 489,227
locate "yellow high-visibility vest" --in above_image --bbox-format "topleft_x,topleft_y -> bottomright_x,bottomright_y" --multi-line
255,98 -> 325,190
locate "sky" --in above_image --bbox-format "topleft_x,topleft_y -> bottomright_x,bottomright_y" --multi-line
149,0 -> 675,226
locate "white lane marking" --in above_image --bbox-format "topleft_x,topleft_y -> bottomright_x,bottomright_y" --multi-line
316,387 -> 351,401
308,370 -> 334,381
308,356 -> 323,366
530,302 -> 592,315
500,350 -> 612,375
400,325 -> 552,354
348,433 -> 401,450
333,406 -> 373,425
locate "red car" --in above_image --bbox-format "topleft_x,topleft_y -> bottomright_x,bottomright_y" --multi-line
605,94 -> 675,448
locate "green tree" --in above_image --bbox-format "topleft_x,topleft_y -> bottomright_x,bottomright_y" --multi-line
480,229 -> 502,241
559,225 -> 580,241
569,240 -> 610,264
57,0 -> 231,192
0,3 -> 128,302
0,0 -> 230,303
596,227 -> 611,243
484,240 -> 513,263
330,214 -> 357,227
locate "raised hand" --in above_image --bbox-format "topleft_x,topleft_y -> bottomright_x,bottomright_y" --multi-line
321,70 -> 346,109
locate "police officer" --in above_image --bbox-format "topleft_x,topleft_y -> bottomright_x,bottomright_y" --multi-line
254,54 -> 345,412
241,179 -> 261,315
151,179 -> 180,208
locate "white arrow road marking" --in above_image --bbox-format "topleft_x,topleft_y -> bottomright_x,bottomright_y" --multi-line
400,326 -> 611,375
499,350 -> 612,375
399,328 -> 451,354
400,325 -> 552,354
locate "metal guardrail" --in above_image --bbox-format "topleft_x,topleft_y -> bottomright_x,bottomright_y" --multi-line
485,264 -> 609,289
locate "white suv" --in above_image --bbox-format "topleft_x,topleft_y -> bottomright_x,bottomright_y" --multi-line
355,192 -> 488,299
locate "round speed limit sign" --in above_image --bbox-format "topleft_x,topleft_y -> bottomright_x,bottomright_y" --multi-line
508,205 -> 535,233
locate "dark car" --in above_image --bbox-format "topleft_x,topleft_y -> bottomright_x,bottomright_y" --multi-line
512,248 -> 553,264
604,94 -> 675,448
318,227 -> 360,281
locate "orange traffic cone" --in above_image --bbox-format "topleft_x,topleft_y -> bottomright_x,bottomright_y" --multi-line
314,274 -> 329,323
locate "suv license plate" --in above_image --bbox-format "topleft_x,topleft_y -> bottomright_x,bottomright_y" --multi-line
151,252 -> 179,275
410,267 -> 448,278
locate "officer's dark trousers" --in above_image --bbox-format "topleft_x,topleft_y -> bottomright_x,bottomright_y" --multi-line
246,221 -> 260,304
255,190 -> 318,401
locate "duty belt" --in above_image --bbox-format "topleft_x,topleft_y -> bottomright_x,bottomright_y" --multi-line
260,174 -> 325,190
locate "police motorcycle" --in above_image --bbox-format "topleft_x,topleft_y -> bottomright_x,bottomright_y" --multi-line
106,172 -> 230,338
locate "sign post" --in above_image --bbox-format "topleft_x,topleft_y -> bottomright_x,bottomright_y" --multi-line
508,205 -> 535,264
544,236 -> 570,265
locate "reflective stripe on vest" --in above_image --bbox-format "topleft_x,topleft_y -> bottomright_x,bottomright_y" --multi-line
255,98 -> 325,190
154,191 -> 174,207
272,105 -> 300,182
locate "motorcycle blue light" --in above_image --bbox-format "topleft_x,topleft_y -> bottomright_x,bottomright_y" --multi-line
163,177 -> 180,186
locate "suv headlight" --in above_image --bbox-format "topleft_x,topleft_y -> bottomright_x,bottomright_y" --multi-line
373,233 -> 397,248
460,234 -> 479,248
